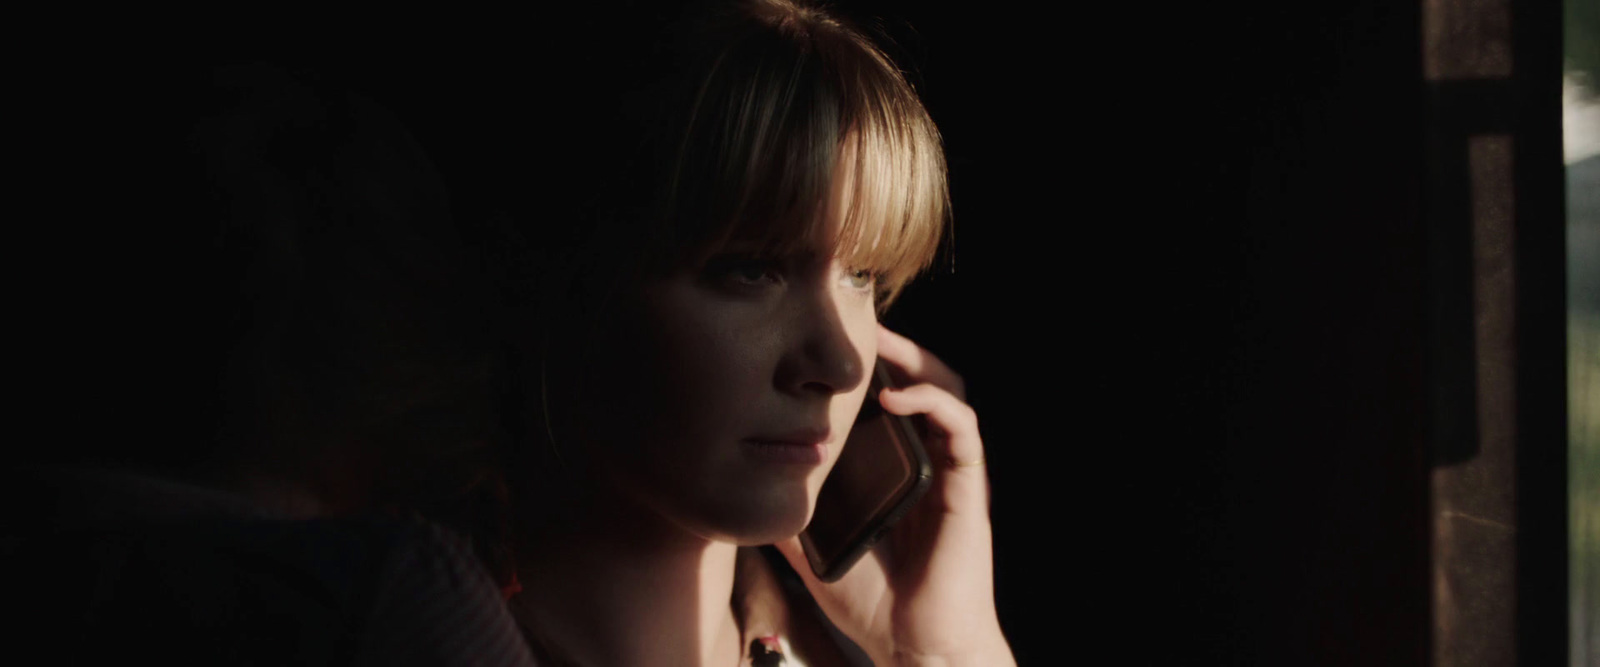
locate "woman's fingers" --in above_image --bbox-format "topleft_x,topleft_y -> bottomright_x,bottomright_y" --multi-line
877,384 -> 990,514
876,325 -> 965,401
877,384 -> 981,463
873,328 -> 989,515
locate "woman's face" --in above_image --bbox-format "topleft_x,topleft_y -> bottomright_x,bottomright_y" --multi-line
575,192 -> 880,545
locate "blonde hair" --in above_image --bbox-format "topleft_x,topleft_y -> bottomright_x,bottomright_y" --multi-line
558,0 -> 950,312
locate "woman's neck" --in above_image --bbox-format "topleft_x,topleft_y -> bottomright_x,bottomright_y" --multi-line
510,495 -> 746,667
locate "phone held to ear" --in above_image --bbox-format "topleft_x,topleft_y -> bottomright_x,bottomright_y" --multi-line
799,360 -> 933,582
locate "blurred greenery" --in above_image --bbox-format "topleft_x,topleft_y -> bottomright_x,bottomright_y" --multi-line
1573,312 -> 1599,666
1568,2 -> 1598,659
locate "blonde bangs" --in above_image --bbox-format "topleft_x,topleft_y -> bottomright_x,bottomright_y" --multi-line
836,69 -> 949,308
655,1 -> 949,308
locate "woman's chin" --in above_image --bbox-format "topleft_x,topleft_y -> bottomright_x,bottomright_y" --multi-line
682,488 -> 817,547
730,511 -> 813,546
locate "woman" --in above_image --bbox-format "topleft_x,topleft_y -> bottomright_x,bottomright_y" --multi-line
481,2 -> 1013,664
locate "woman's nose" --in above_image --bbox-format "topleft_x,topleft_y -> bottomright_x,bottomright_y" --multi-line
776,286 -> 869,397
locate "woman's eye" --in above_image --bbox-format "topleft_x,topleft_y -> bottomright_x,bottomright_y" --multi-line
706,256 -> 782,289
842,268 -> 876,291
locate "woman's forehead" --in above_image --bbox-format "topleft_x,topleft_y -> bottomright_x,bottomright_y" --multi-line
716,208 -> 876,260
663,130 -> 933,286
720,156 -> 867,253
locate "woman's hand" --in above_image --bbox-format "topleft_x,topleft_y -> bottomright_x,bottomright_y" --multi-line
775,325 -> 1015,667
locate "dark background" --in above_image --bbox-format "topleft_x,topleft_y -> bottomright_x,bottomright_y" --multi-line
18,1 -> 1570,663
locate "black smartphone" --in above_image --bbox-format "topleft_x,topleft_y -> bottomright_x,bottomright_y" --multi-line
799,360 -> 933,582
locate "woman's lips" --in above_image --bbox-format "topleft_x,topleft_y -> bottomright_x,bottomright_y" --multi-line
742,439 -> 827,465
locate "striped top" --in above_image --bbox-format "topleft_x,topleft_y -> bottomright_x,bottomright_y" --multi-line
510,545 -> 872,666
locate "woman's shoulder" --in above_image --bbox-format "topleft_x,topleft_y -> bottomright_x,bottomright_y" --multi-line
733,546 -> 875,667
345,515 -> 535,666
